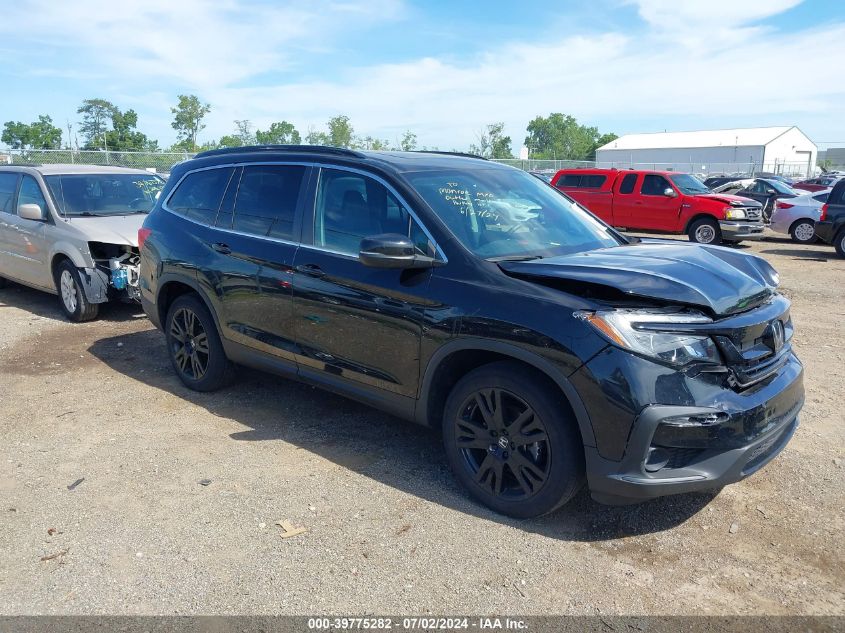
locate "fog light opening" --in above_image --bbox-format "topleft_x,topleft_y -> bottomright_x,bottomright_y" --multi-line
662,412 -> 729,428
644,446 -> 671,473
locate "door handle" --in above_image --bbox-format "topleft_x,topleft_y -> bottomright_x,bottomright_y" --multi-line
295,263 -> 326,278
211,242 -> 231,254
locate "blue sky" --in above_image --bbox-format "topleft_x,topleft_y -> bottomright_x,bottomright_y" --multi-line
2,0 -> 844,151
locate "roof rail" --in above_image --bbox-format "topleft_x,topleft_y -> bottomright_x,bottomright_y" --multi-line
194,144 -> 366,159
413,150 -> 487,161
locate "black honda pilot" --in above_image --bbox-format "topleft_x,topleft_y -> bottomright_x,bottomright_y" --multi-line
139,146 -> 804,518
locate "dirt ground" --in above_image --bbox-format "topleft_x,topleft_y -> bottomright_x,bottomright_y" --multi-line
0,235 -> 843,616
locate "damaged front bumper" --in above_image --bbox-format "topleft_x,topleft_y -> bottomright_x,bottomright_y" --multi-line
719,220 -> 766,241
79,257 -> 141,304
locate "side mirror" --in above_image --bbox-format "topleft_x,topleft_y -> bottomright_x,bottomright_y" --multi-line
359,234 -> 440,269
18,203 -> 46,221
663,187 -> 677,197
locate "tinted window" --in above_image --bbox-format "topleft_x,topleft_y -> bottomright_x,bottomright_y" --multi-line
232,165 -> 305,240
641,175 -> 671,196
829,182 -> 845,206
0,173 -> 19,215
556,174 -> 581,188
812,192 -> 829,203
314,168 -> 434,257
619,173 -> 638,194
167,168 -> 235,224
18,176 -> 48,216
581,175 -> 606,188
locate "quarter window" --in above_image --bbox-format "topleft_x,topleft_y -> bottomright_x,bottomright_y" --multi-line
0,173 -> 19,214
18,176 -> 48,216
232,165 -> 305,240
581,175 -> 606,188
314,168 -> 434,257
167,168 -> 235,224
641,175 -> 671,196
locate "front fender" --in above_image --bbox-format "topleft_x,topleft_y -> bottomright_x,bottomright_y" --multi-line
49,243 -> 90,270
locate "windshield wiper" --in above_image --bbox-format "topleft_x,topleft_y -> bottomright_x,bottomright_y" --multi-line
63,211 -> 105,217
487,255 -> 544,262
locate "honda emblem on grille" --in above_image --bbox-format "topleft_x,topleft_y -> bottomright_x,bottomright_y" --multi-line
767,320 -> 785,352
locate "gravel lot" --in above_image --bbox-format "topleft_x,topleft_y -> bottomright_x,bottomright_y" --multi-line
1,236 -> 843,616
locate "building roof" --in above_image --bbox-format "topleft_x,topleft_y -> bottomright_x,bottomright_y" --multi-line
597,127 -> 805,152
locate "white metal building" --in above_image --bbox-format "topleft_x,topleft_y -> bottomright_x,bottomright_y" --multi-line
595,126 -> 817,176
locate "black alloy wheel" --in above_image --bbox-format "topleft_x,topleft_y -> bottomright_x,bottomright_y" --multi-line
455,388 -> 550,500
165,294 -> 232,391
170,306 -> 210,381
443,361 -> 584,518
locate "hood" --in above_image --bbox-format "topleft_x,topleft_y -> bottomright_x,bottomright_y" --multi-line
498,242 -> 779,317
59,214 -> 145,247
694,193 -> 762,207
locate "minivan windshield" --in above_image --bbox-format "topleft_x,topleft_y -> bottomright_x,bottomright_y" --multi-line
406,168 -> 622,259
669,174 -> 710,195
45,174 -> 165,217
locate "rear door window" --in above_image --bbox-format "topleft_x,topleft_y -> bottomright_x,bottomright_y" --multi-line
232,165 -> 306,240
618,173 -> 638,194
167,167 -> 235,224
0,173 -> 19,215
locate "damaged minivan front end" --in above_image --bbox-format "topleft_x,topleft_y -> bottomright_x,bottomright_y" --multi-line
87,241 -> 142,302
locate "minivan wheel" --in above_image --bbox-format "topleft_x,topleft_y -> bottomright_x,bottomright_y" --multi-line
688,218 -> 721,244
442,361 -> 584,518
789,220 -> 817,244
165,294 -> 231,391
55,261 -> 99,322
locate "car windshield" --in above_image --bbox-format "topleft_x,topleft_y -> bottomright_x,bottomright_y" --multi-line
765,179 -> 799,195
405,168 -> 622,259
670,174 -> 710,194
45,174 -> 165,217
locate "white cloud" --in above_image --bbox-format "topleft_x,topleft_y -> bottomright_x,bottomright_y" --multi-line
2,0 -> 844,149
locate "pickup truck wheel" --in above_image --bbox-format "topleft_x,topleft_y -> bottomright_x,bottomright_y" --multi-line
442,361 -> 585,518
55,261 -> 99,322
835,229 -> 845,258
165,294 -> 232,392
790,220 -> 817,244
0,276 -> 7,289
688,218 -> 721,245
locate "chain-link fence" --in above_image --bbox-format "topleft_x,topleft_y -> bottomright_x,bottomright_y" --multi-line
0,148 -> 818,179
0,148 -> 194,173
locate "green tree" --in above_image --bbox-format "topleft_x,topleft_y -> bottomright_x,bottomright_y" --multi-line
399,130 -> 417,152
469,122 -> 513,159
105,109 -> 155,151
78,98 -> 118,150
255,121 -> 301,145
171,94 -> 211,151
305,127 -> 329,146
217,135 -> 242,148
524,113 -> 615,160
234,119 -> 255,146
327,115 -> 353,148
2,115 -> 63,149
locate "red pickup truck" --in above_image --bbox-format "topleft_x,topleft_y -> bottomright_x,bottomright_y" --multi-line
551,169 -> 765,244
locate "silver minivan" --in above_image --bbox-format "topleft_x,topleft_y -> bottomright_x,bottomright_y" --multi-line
0,164 -> 164,321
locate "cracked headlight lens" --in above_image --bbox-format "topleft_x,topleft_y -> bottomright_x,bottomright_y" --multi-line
576,310 -> 721,366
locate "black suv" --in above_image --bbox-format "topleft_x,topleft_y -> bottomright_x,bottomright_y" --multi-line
139,146 -> 804,518
815,179 -> 845,257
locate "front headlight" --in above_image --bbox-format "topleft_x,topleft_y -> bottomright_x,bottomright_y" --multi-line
725,207 -> 746,220
576,310 -> 721,366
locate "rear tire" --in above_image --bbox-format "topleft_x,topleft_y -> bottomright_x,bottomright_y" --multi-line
688,218 -> 721,245
442,361 -> 585,518
835,229 -> 845,258
165,294 -> 232,391
789,220 -> 817,244
0,276 -> 7,289
55,260 -> 99,322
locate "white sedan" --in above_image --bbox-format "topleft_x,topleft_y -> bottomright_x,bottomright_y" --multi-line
769,189 -> 831,243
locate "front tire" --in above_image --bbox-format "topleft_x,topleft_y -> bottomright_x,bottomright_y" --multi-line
55,261 -> 99,322
790,220 -> 817,244
165,294 -> 231,391
442,361 -> 585,518
688,218 -> 721,244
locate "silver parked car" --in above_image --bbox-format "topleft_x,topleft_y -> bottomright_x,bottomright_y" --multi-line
769,189 -> 830,244
0,164 -> 164,321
